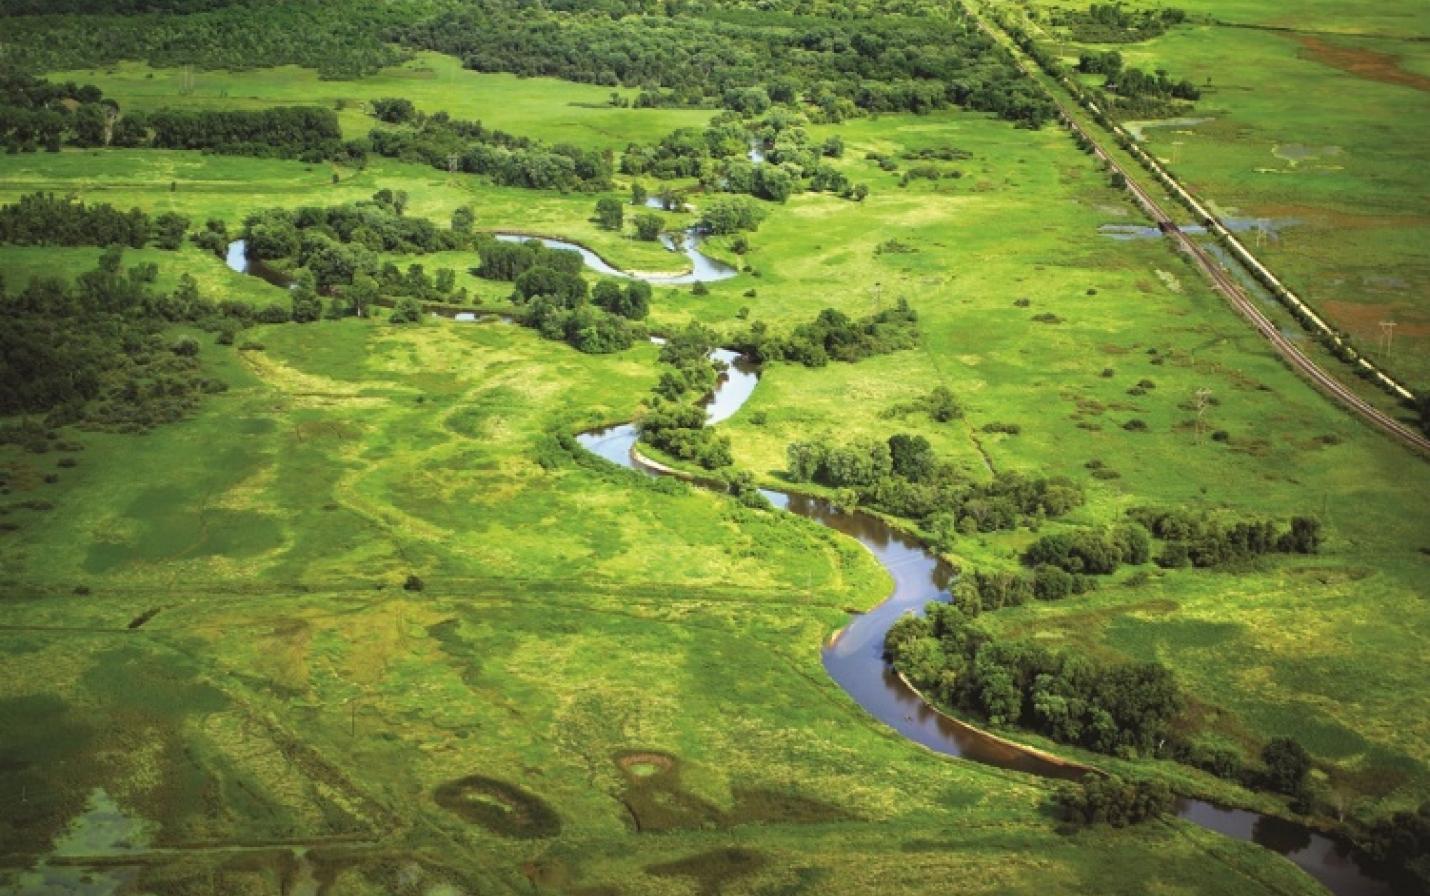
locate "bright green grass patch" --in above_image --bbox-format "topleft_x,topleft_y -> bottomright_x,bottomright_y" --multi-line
50,52 -> 716,152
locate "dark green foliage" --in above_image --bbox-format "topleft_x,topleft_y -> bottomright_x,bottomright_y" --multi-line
0,192 -> 150,247
1,0 -> 412,79
476,238 -> 583,281
389,297 -> 422,325
1359,803 -> 1430,894
633,212 -> 664,241
1261,737 -> 1312,795
1056,775 -> 1175,827
365,110 -> 611,192
592,279 -> 650,320
886,603 -> 1183,754
395,2 -> 1055,127
0,69 -> 116,153
641,400 -> 732,469
147,106 -> 344,160
1130,506 -> 1324,569
594,196 -> 624,230
638,323 -> 729,468
698,196 -> 766,234
787,434 -> 1083,534
736,300 -> 919,367
0,251 -> 229,429
1024,525 -> 1149,575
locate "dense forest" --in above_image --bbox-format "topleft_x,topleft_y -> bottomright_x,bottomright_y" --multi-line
395,1 -> 1056,126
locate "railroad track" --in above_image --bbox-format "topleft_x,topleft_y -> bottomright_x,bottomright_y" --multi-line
1107,128 -> 1430,454
960,0 -> 1430,454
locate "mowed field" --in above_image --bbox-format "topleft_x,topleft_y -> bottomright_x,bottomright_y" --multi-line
0,51 -> 1424,895
1016,0 -> 1430,386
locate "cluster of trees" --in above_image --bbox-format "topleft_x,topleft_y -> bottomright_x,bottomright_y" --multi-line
1360,802 -> 1430,893
475,237 -> 588,282
475,237 -> 641,354
145,106 -> 349,161
698,195 -> 768,235
394,3 -> 1056,127
734,301 -> 920,367
240,191 -> 472,289
1,0 -> 412,79
1023,524 -> 1150,575
1,69 -> 355,160
0,248 -> 231,429
887,602 -> 1183,755
1052,3 -> 1187,43
1128,506 -> 1323,569
0,69 -> 123,152
365,106 -> 612,192
1074,49 -> 1199,118
638,325 -> 733,470
1055,775 -> 1175,827
1022,509 -> 1323,576
952,565 -> 1099,614
621,110 -> 863,203
0,193 -> 162,248
786,432 -> 1084,537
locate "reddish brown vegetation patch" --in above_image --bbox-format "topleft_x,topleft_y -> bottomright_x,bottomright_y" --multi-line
1297,36 -> 1430,92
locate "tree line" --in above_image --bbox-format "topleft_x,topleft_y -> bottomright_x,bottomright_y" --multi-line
0,0 -> 414,79
364,104 -> 613,193
393,1 -> 1056,128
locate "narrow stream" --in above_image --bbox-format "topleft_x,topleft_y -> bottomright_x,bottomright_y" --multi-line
493,231 -> 736,285
222,232 -> 1391,896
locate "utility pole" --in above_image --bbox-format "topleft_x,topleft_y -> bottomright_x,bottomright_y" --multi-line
1194,387 -> 1213,442
1378,320 -> 1397,358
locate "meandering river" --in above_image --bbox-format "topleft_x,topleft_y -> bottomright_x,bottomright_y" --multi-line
575,347 -> 1390,896
225,232 -> 1389,896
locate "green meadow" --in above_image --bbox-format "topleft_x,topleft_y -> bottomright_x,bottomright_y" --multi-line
1013,0 -> 1430,386
1,24 -> 1426,895
51,52 -> 715,152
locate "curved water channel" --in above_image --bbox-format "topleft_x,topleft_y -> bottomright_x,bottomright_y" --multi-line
494,231 -> 737,285
576,348 -> 1390,896
225,232 -> 1388,896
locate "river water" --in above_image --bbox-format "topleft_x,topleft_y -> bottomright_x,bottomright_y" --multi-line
223,231 -> 1390,896
494,231 -> 736,286
573,344 -> 1391,896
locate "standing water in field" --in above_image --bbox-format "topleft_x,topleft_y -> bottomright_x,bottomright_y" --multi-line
573,344 -> 1393,896
224,239 -> 294,289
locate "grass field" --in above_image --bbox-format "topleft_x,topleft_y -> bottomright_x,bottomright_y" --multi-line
1013,0 -> 1430,387
1,37 -> 1426,894
50,52 -> 716,152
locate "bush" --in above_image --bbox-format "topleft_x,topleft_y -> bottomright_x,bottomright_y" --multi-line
1261,737 -> 1311,794
1056,775 -> 1174,827
170,335 -> 199,356
403,574 -> 425,592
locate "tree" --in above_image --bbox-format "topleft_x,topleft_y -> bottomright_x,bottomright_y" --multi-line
451,206 -> 474,234
630,182 -> 648,206
290,271 -> 322,323
633,213 -> 664,241
594,196 -> 624,231
1262,738 -> 1311,794
390,297 -> 422,324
